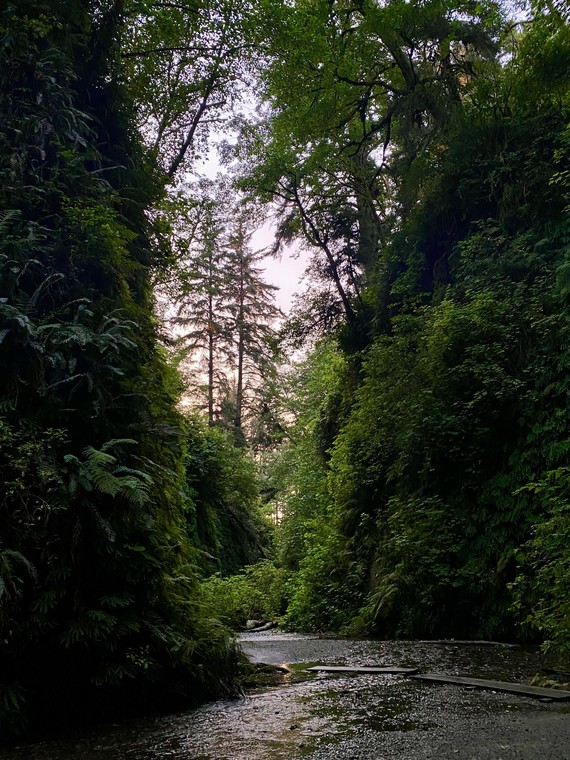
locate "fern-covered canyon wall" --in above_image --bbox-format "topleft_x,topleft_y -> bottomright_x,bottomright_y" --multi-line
252,1 -> 570,651
0,0 -> 268,737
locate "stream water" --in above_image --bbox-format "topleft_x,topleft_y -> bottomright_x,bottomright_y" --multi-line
2,632 -> 569,760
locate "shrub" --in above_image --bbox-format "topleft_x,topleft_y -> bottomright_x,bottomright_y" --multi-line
200,561 -> 289,628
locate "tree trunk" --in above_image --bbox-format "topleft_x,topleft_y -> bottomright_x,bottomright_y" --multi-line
235,257 -> 245,432
207,273 -> 214,426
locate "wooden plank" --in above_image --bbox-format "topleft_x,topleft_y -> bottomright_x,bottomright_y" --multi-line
307,666 -> 419,675
409,674 -> 570,701
416,640 -> 519,648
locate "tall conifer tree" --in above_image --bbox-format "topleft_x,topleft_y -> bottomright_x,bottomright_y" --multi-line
225,215 -> 281,439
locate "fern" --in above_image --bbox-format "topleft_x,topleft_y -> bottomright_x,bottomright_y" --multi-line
99,593 -> 134,609
0,549 -> 37,601
0,209 -> 22,234
0,681 -> 27,736
60,610 -> 117,647
64,440 -> 153,507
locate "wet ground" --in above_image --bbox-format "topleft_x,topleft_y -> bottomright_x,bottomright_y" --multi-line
2,632 -> 569,759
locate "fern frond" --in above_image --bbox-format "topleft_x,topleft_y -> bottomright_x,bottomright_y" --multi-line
30,273 -> 65,308
0,209 -> 21,235
67,443 -> 154,507
99,439 -> 138,453
0,549 -> 37,585
91,470 -> 122,497
115,477 -> 151,506
46,373 -> 88,389
82,446 -> 117,468
99,594 -> 134,609
87,504 -> 116,542
114,465 -> 152,483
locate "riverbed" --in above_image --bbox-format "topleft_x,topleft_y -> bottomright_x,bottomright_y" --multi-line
2,632 -> 569,759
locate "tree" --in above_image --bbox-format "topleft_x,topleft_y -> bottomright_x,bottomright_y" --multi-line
122,0 -> 258,181
238,0 -> 503,341
162,185 -> 281,440
225,213 -> 282,439
166,186 -> 234,424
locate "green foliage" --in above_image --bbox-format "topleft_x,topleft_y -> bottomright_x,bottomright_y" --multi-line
511,468 -> 570,660
327,214 -> 569,638
366,496 -> 467,636
266,4 -> 570,651
2,0 -> 569,738
258,340 -> 368,633
239,0 -> 506,342
123,0 -> 257,178
200,561 -> 288,629
184,416 -> 272,576
269,340 -> 347,572
283,515 -> 366,633
64,440 -> 152,507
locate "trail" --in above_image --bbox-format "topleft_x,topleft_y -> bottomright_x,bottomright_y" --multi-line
2,632 -> 569,759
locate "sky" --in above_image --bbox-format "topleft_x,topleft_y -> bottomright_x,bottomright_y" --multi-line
250,223 -> 309,313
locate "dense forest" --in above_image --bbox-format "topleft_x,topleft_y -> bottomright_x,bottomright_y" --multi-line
1,0 -> 569,739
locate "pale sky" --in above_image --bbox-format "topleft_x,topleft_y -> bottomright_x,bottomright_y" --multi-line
250,224 -> 309,313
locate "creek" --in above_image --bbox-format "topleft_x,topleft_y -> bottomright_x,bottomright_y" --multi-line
2,632 -> 569,760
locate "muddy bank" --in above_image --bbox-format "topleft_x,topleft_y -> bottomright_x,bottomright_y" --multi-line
1,632 -> 568,759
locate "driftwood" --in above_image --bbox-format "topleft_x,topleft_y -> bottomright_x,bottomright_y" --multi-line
244,620 -> 278,632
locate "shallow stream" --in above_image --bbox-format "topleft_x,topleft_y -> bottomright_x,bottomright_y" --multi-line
2,632 -> 569,760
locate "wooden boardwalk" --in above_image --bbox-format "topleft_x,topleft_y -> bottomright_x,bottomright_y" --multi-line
306,665 -> 570,701
408,673 -> 570,701
416,639 -> 520,648
307,665 -> 419,675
